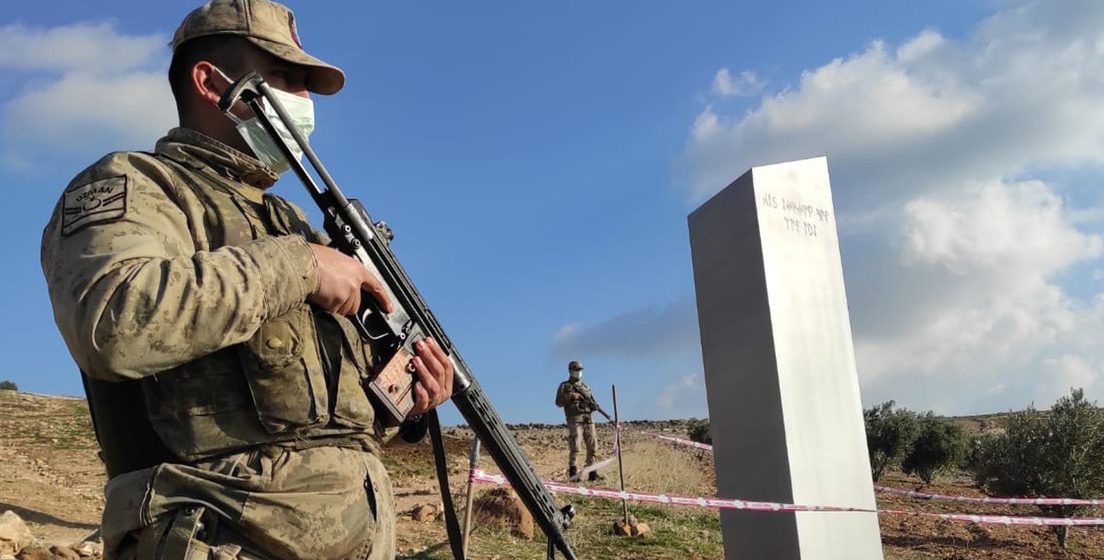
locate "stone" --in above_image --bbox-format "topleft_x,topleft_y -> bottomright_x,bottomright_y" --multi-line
689,157 -> 883,559
472,488 -> 534,540
76,541 -> 102,558
73,541 -> 102,557
612,520 -> 632,536
0,512 -> 34,556
49,546 -> 79,560
13,546 -> 51,560
411,504 -> 438,523
612,514 -> 651,537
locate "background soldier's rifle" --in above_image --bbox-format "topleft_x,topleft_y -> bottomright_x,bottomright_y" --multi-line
220,73 -> 577,560
577,392 -> 611,421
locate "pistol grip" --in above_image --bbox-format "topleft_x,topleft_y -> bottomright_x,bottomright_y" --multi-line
365,328 -> 425,427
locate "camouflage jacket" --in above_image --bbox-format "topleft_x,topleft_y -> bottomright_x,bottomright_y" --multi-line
42,128 -> 394,559
555,379 -> 595,419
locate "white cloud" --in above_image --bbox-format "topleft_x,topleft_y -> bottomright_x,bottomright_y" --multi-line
1039,355 -> 1099,404
856,179 -> 1098,384
0,22 -> 163,72
654,372 -> 708,418
550,296 -> 699,360
0,22 -> 174,170
680,2 -> 1104,210
710,68 -> 764,97
679,0 -> 1104,414
901,180 -> 1101,276
552,322 -> 581,345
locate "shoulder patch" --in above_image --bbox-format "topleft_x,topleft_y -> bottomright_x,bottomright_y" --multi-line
61,176 -> 128,236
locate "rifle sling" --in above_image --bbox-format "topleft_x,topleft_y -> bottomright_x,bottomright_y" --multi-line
429,410 -> 466,560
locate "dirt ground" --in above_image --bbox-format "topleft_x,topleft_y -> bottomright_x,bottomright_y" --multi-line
0,390 -> 1101,558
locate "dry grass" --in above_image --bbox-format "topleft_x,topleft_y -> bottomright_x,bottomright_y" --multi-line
619,439 -> 713,498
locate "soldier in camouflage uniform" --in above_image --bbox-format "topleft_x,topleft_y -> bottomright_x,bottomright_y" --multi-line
39,2 -> 456,559
554,360 -> 600,481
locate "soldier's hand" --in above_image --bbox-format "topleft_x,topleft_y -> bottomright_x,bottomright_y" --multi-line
410,337 -> 455,415
308,243 -> 394,316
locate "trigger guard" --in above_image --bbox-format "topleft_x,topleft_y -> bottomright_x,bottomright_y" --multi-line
354,308 -> 393,342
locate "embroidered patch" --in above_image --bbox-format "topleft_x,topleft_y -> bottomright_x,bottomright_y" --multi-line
61,175 -> 128,236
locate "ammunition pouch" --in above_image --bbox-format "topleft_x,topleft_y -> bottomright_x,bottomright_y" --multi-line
126,506 -> 268,560
128,506 -> 210,560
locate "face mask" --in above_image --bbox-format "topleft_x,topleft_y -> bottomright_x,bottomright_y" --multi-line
569,370 -> 582,381
216,68 -> 315,174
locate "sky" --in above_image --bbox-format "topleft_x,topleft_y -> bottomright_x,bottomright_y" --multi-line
2,0 -> 1102,425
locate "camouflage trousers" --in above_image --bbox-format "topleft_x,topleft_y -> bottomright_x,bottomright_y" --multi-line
566,416 -> 597,470
105,446 -> 394,560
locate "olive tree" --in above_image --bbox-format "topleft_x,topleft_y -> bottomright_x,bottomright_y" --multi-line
687,418 -> 712,445
901,412 -> 967,486
864,401 -> 919,481
972,389 -> 1104,550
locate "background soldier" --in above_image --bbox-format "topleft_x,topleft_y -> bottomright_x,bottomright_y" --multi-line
555,360 -> 601,481
39,1 -> 453,558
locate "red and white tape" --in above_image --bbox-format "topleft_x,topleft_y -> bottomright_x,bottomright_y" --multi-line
640,431 -> 715,452
874,486 -> 1104,506
472,469 -> 869,513
638,431 -> 1104,508
470,469 -> 1104,527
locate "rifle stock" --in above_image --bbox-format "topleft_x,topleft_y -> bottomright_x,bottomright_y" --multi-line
219,72 -> 578,560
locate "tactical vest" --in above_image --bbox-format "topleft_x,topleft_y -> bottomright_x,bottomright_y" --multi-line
558,380 -> 593,420
85,152 -> 379,476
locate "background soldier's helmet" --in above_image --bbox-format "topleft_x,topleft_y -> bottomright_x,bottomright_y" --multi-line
568,360 -> 583,372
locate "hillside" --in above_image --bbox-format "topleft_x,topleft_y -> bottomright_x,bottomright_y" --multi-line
0,390 -> 1101,559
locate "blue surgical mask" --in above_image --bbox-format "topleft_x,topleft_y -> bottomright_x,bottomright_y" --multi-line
217,68 -> 315,174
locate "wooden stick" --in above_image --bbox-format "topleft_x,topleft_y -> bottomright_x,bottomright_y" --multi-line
462,437 -> 482,557
613,384 -> 628,524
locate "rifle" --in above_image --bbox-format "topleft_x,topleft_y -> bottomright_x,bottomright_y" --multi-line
219,73 -> 578,560
577,392 -> 611,421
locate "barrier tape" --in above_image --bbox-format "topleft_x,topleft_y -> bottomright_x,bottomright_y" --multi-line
469,426 -> 623,485
469,469 -> 1104,527
575,453 -> 618,481
874,486 -> 1104,506
638,431 -> 1104,507
640,431 -> 714,452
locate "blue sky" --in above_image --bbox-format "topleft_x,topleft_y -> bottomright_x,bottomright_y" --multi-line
4,1 -> 1103,424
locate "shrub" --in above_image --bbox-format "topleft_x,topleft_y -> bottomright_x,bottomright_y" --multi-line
687,418 -> 712,445
864,401 -> 919,481
901,412 -> 967,485
0,380 -> 17,391
972,388 -> 1104,549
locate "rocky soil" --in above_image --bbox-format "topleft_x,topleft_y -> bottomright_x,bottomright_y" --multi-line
1,390 -> 1101,559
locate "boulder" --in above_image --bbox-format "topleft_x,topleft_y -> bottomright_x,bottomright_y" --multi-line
472,488 -> 534,540
411,504 -> 438,523
13,546 -> 51,560
0,512 -> 34,556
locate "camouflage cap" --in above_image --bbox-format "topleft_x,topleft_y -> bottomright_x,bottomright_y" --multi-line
172,0 -> 345,95
568,360 -> 583,372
